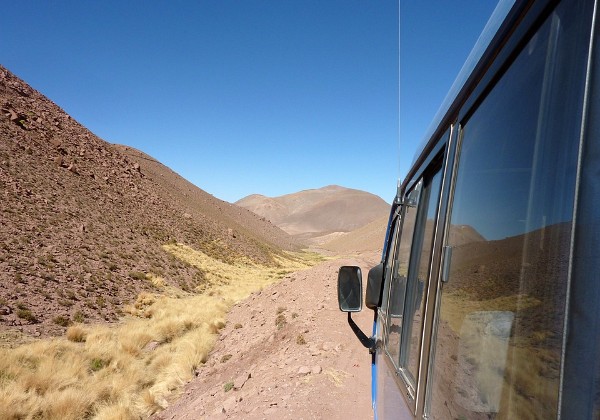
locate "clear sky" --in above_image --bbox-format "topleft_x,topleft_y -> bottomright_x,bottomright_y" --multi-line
1,1 -> 498,203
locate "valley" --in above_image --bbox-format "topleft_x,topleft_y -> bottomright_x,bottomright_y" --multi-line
0,65 -> 385,419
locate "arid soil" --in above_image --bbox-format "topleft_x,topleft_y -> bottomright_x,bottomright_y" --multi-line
154,252 -> 379,420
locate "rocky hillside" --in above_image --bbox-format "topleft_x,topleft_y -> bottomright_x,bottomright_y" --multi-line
236,185 -> 390,243
0,65 -> 297,340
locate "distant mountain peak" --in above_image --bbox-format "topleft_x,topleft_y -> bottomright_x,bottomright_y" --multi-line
236,186 -> 390,242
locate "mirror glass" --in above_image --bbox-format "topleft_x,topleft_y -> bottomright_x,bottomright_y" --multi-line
365,263 -> 384,310
337,266 -> 363,312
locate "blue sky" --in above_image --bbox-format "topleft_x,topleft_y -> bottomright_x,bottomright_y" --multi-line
1,1 -> 497,203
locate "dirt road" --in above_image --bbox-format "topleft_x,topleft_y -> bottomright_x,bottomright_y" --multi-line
154,252 -> 379,420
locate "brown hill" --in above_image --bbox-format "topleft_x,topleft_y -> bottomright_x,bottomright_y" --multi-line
236,185 -> 390,243
322,215 -> 389,254
0,65 -> 297,339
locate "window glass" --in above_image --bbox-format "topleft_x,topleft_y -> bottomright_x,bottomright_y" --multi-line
380,213 -> 400,317
385,181 -> 422,367
402,169 -> 442,385
429,3 -> 586,419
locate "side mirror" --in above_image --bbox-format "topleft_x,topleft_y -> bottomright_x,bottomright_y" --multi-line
337,266 -> 363,312
365,263 -> 384,310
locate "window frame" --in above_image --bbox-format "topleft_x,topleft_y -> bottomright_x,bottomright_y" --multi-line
380,131 -> 452,414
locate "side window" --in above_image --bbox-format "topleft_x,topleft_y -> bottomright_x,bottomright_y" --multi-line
385,181 -> 422,368
428,2 -> 588,419
385,165 -> 443,392
400,169 -> 442,386
380,209 -> 401,317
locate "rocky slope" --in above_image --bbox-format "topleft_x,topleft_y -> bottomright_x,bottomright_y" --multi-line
0,65 -> 297,341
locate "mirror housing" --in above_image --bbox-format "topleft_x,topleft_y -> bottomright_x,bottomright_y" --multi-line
365,263 -> 384,310
337,266 -> 363,312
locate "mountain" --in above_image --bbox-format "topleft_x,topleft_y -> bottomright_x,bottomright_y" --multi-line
236,185 -> 390,243
322,215 -> 389,254
0,65 -> 297,338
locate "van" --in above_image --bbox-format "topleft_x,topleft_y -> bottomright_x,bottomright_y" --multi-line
338,0 -> 600,418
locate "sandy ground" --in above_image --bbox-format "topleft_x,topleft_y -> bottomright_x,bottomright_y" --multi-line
153,252 -> 379,420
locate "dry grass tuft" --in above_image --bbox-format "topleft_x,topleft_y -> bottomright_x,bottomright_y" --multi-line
324,368 -> 351,387
0,244 -> 319,419
66,325 -> 87,343
147,273 -> 166,288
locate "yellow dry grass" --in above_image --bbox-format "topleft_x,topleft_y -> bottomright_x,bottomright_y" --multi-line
0,243 -> 321,419
323,368 -> 351,387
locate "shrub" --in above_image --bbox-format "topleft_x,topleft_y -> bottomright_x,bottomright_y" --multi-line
42,273 -> 56,282
53,316 -> 70,327
90,358 -> 107,372
129,271 -> 146,281
58,299 -> 74,308
223,381 -> 234,392
73,311 -> 85,323
96,297 -> 106,308
17,309 -> 37,323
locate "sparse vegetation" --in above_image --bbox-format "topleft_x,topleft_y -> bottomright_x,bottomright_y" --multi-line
58,298 -> 74,308
129,271 -> 146,280
89,358 -> 108,372
96,296 -> 106,308
16,308 -> 37,323
0,243 -> 319,419
53,315 -> 70,327
275,314 -> 287,329
73,311 -> 85,323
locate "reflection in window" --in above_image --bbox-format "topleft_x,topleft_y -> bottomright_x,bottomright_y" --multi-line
380,213 -> 401,318
386,181 -> 422,368
429,3 -> 588,419
402,169 -> 442,385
